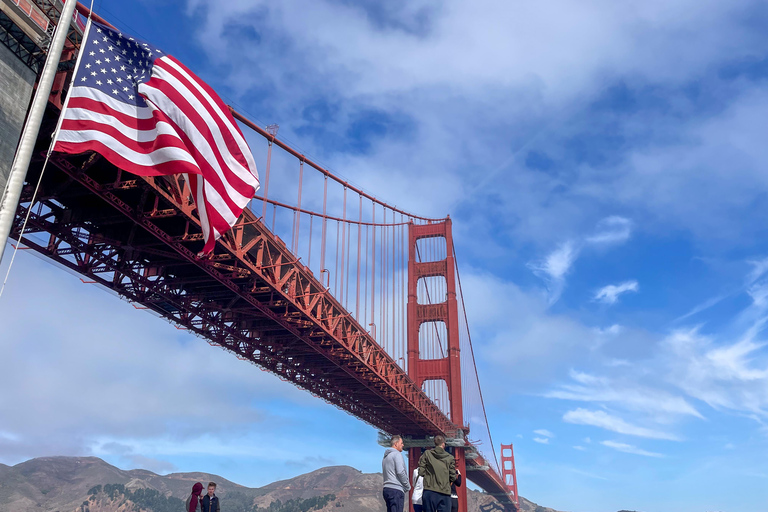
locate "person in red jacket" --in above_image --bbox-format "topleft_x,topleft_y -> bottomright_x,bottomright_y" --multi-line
201,482 -> 220,512
186,482 -> 203,512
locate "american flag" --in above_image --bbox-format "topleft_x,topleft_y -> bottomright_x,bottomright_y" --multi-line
53,17 -> 260,254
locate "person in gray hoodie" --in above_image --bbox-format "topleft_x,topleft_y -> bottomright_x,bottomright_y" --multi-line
382,434 -> 411,512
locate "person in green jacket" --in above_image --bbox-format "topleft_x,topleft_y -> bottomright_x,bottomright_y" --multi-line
418,435 -> 456,512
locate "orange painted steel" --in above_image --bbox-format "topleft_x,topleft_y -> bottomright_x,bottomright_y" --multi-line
501,444 -> 520,506
407,219 -> 468,511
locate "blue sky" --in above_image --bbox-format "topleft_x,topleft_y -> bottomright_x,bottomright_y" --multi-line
2,1 -> 768,511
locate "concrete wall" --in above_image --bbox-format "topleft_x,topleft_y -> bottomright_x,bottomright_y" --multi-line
0,41 -> 36,198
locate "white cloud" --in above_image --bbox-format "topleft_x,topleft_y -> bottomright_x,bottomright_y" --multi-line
601,440 -> 664,458
573,445 -> 586,451
662,326 -> 768,416
460,269 -> 603,386
528,218 -> 635,306
586,216 -> 632,245
0,255 -> 326,463
563,408 -> 680,440
546,369 -> 703,418
174,0 -> 768,255
533,429 -> 555,438
541,243 -> 578,281
747,258 -> 768,285
674,294 -> 728,323
533,437 -> 550,445
528,242 -> 578,304
596,324 -> 624,336
594,280 -> 639,304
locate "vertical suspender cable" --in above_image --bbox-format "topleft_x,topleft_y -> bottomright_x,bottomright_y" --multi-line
371,203 -> 376,337
321,176 -> 328,274
356,194 -> 362,321
401,215 -> 406,369
364,221 -> 369,329
293,159 -> 304,254
339,187 -> 346,303
261,141 -> 273,220
345,219 -> 351,309
381,210 -> 386,351
392,214 -> 396,359
335,220 -> 340,293
307,214 -> 313,269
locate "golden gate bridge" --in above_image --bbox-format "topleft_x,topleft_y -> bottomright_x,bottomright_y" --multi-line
2,2 -> 519,510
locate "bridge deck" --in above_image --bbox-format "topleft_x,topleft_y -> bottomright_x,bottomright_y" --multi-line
10,109 -> 515,510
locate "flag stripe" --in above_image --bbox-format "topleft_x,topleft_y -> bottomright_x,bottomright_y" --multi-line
140,79 -> 254,206
139,83 -> 249,218
142,62 -> 256,197
61,113 -> 186,147
153,58 -> 257,190
162,56 -> 259,182
66,86 -> 155,119
54,139 -> 201,177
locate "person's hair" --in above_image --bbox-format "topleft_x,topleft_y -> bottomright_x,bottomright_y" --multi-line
208,482 -> 217,489
390,435 -> 403,447
434,435 -> 445,447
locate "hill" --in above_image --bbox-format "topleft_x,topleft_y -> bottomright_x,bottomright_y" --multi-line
0,456 -> 562,512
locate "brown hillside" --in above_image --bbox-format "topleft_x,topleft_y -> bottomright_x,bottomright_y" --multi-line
0,456 -> 563,512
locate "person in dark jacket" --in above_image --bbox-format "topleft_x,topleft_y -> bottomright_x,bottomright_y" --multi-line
418,435 -> 456,512
200,482 -> 220,512
186,482 -> 203,512
450,469 -> 462,512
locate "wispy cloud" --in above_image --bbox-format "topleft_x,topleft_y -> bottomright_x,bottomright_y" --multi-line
529,217 -> 634,305
586,216 -> 632,245
533,429 -> 555,438
601,440 -> 664,458
563,408 -> 680,440
533,437 -> 550,445
528,242 -> 578,304
593,280 -> 639,305
546,369 -> 703,418
674,294 -> 728,323
747,258 -> 768,285
663,325 -> 768,416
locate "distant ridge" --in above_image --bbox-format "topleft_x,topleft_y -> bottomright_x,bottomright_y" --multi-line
0,456 -> 562,512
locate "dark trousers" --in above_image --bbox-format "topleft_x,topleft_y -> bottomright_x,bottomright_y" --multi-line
414,505 -> 423,512
422,490 -> 451,512
451,497 -> 459,512
383,488 -> 404,512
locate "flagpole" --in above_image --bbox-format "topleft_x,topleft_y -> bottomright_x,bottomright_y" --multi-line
0,0 -> 79,265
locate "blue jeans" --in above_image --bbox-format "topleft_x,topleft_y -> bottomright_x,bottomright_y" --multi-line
422,490 -> 451,512
383,488 -> 404,512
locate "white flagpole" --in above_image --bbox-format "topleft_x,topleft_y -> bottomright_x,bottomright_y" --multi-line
0,0 -> 79,265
